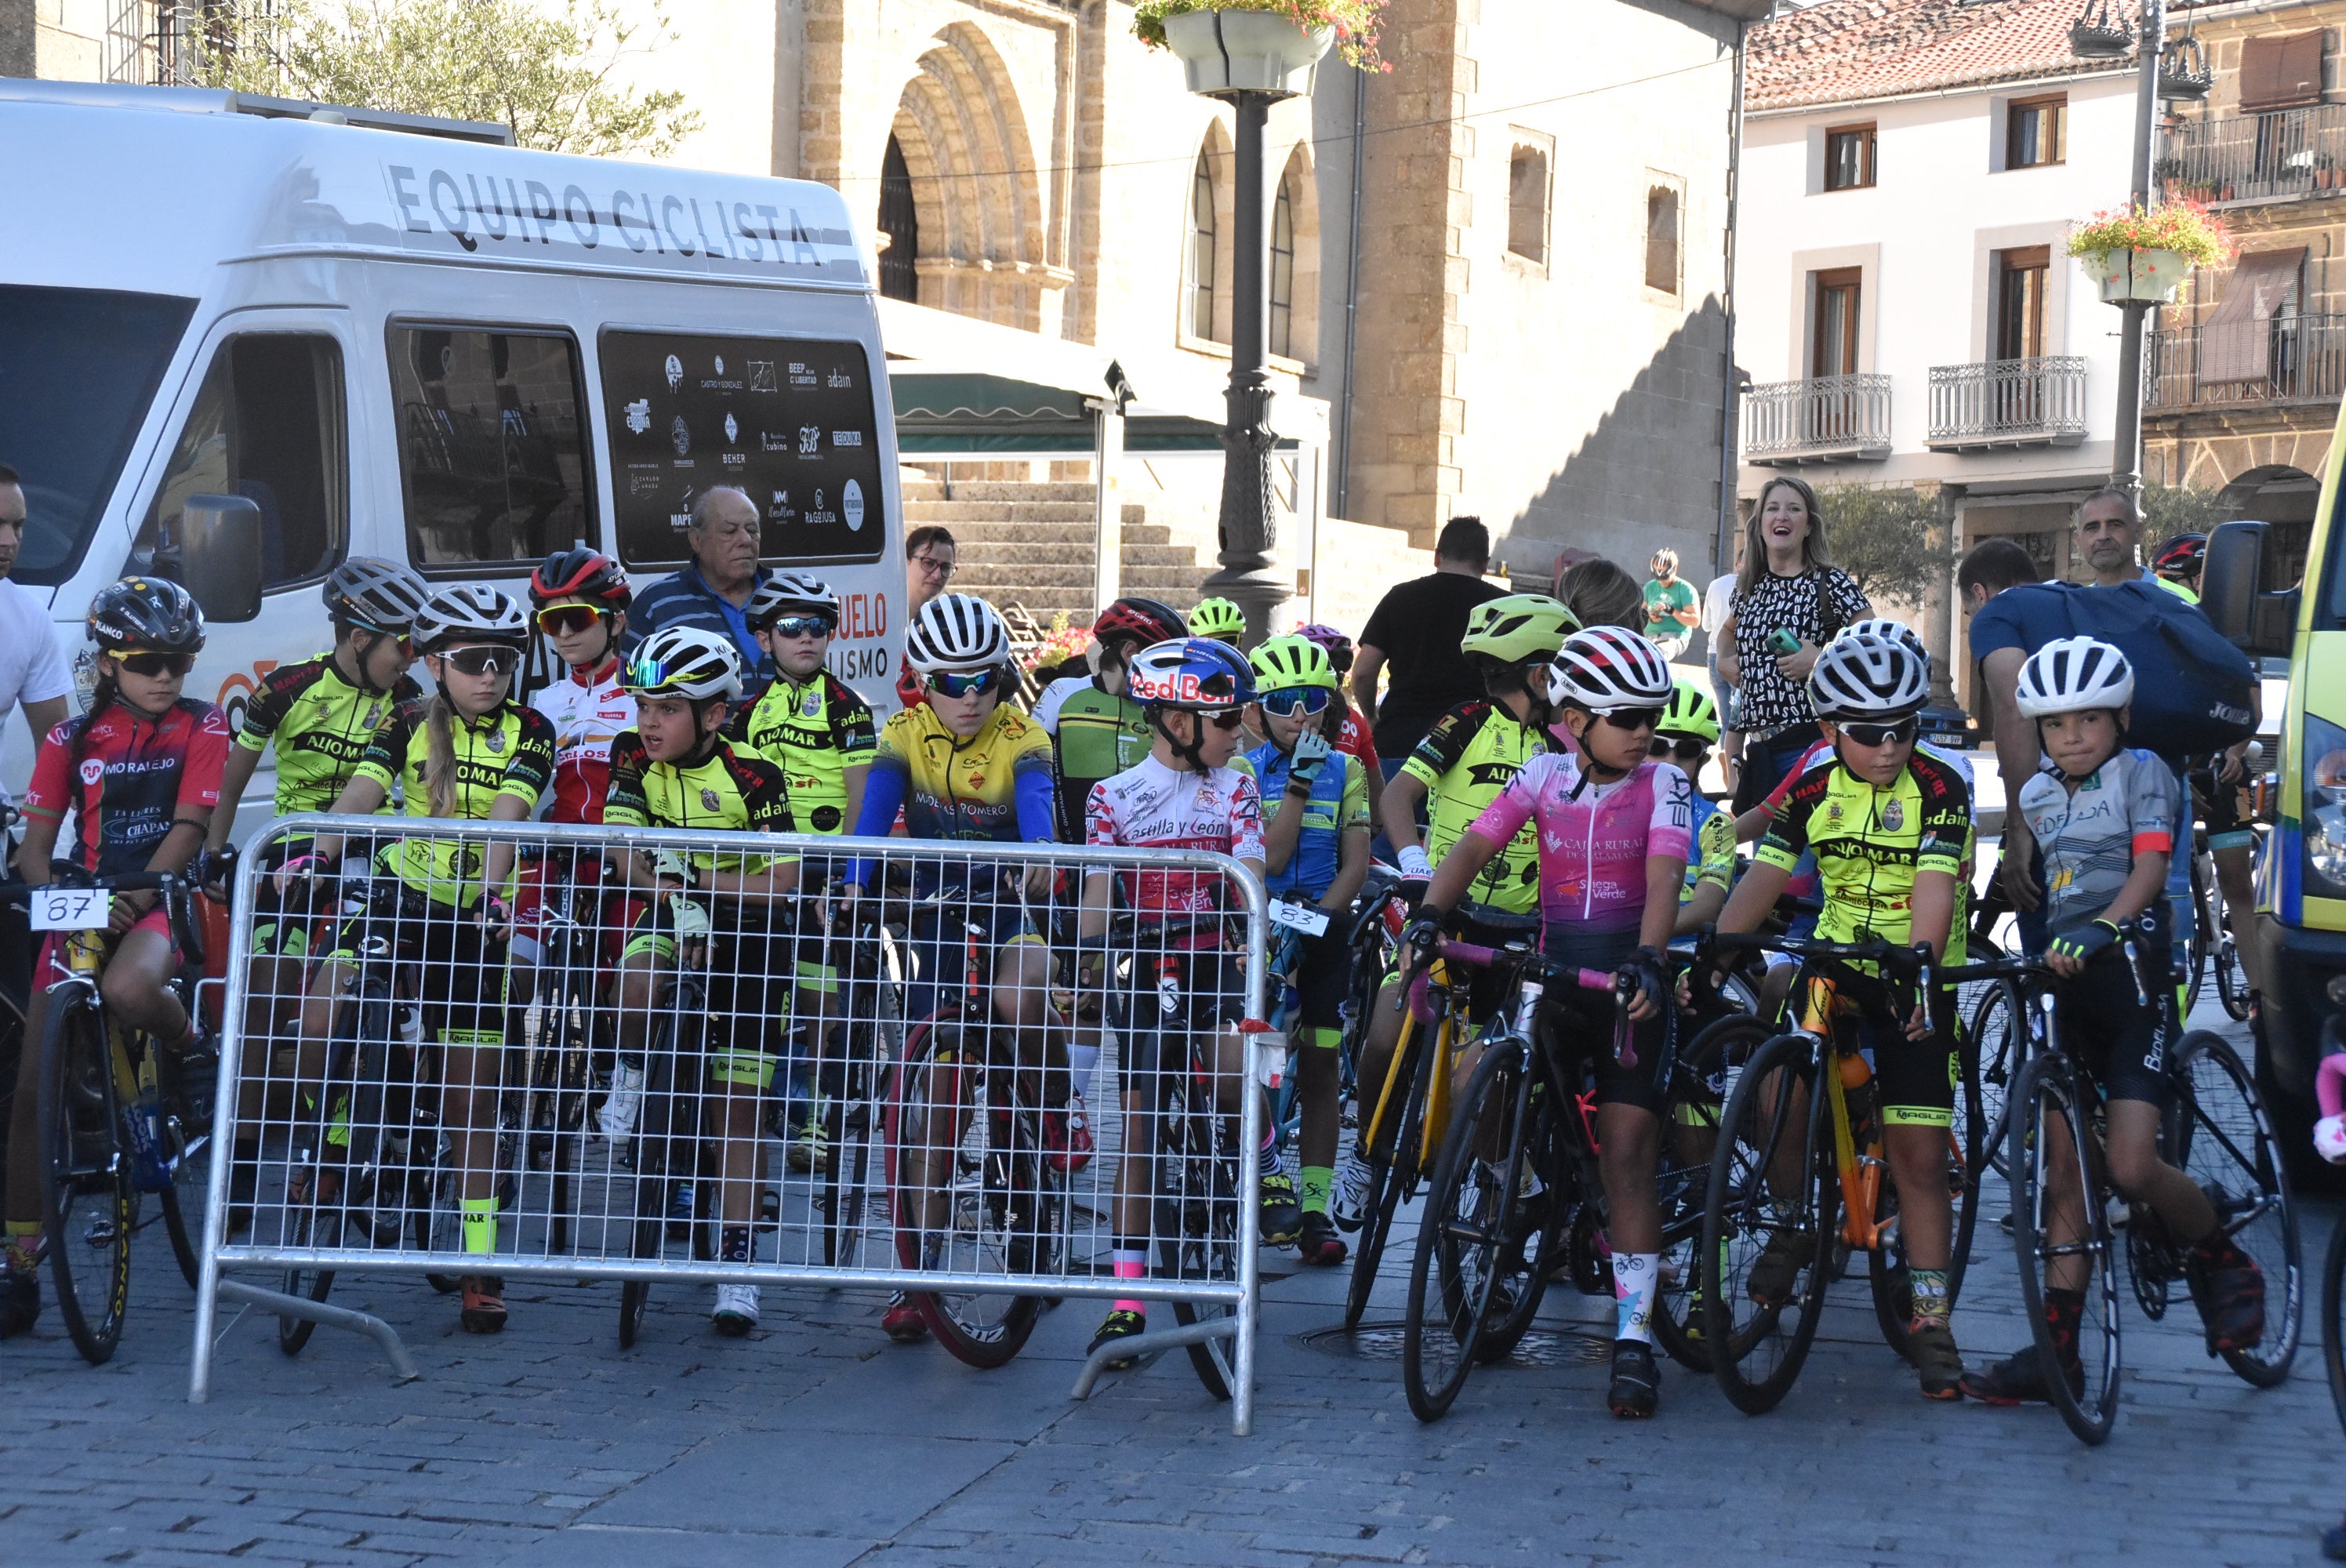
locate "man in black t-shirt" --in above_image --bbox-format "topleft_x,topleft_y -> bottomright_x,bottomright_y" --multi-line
1349,517 -> 1507,768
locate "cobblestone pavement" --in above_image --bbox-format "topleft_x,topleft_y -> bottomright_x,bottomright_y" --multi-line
5,1011 -> 2341,1568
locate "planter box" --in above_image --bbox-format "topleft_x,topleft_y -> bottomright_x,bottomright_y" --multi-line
1162,9 -> 1334,98
2079,246 -> 2191,303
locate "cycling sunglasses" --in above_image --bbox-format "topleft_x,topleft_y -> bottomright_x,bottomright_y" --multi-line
1592,706 -> 1664,732
1258,688 -> 1332,718
443,646 -> 519,678
1202,710 -> 1247,731
924,668 -> 1002,699
116,651 -> 195,677
536,604 -> 609,637
1840,715 -> 1920,749
761,613 -> 836,640
1649,735 -> 1708,762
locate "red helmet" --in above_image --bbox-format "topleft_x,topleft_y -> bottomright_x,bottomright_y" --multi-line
529,546 -> 631,612
1093,596 -> 1184,651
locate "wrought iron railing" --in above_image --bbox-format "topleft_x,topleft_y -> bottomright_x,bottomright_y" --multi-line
104,2 -> 280,89
1741,373 -> 1893,463
1926,357 -> 2088,448
2147,313 -> 2346,409
2160,103 -> 2346,205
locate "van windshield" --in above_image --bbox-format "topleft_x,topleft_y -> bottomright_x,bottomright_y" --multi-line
0,285 -> 197,586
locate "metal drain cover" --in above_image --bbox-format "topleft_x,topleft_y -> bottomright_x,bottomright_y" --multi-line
1299,1321 -> 1611,1367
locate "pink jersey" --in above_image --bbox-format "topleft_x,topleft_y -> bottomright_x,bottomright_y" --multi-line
1085,755 -> 1265,923
530,657 -> 632,825
1465,753 -> 1691,935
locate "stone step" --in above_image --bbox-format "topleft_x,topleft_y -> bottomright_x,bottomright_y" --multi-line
922,481 -> 1097,504
944,541 -> 1199,568
902,500 -> 1117,525
908,512 -> 1165,538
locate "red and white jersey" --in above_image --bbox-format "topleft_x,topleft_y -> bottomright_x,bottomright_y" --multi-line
1084,755 -> 1264,923
530,658 -> 633,824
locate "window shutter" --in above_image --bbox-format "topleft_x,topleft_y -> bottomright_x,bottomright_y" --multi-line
2199,247 -> 2308,383
2240,31 -> 2326,111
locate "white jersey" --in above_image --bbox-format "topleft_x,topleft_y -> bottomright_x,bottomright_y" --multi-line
1084,754 -> 1265,920
530,658 -> 633,823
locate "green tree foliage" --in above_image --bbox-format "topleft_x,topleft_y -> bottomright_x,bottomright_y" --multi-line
1816,482 -> 1950,608
193,0 -> 700,160
2137,481 -> 2232,565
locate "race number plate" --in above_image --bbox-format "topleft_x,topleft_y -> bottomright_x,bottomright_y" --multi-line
1269,899 -> 1331,937
30,887 -> 111,931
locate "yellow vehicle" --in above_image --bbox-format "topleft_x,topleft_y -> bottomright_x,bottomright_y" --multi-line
2203,499 -> 2346,1174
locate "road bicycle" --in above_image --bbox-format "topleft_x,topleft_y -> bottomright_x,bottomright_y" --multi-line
1974,930 -> 2298,1445
617,902 -> 724,1346
507,848 -> 620,1257
885,886 -> 1070,1369
24,866 -> 218,1364
1399,935 -> 1724,1422
807,909 -> 903,1271
1266,868 -> 1401,1177
1695,932 -> 1985,1415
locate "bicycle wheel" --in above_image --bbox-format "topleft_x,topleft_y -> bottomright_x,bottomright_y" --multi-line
157,1102 -> 211,1290
2324,1209 -> 2346,1436
2213,912 -> 2252,1023
1967,979 -> 2025,1180
2006,1051 -> 2122,1445
2181,851 -> 2213,1018
2168,1029 -> 2301,1386
1651,1011 -> 1764,1375
276,1196 -> 341,1355
1700,1032 -> 1838,1416
1159,1087 -> 1243,1402
1401,1038 -> 1539,1423
1342,1016 -> 1433,1330
38,989 -> 133,1366
888,1018 -> 1044,1368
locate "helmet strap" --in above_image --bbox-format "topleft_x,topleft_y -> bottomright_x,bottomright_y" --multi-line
1150,707 -> 1211,775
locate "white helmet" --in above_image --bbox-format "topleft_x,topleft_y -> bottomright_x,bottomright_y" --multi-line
2014,636 -> 2134,719
1839,616 -> 1927,663
623,626 -> 743,702
746,571 -> 838,626
1809,630 -> 1927,720
906,592 -> 1010,673
1547,626 -> 1673,710
412,583 -> 529,653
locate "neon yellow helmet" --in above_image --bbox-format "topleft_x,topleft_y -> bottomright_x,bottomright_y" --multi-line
1659,677 -> 1720,743
1248,634 -> 1340,694
1460,593 -> 1578,665
1187,596 -> 1247,642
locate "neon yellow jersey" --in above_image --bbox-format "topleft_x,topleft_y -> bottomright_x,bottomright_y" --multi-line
605,732 -> 797,877
352,698 -> 554,906
1756,751 -> 1971,960
1401,699 -> 1546,916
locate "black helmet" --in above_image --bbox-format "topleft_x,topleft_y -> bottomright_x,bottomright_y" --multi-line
322,557 -> 430,635
88,576 -> 205,655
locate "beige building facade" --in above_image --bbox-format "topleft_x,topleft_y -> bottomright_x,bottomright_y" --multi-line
12,0 -> 1759,604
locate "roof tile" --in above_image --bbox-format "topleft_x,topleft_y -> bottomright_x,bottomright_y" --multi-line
1748,0 -> 2123,113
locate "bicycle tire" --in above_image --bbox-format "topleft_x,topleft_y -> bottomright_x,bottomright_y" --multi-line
1967,978 -> 2025,1180
38,987 -> 133,1366
1701,1032 -> 1837,1416
1402,1039 -> 1537,1423
2214,913 -> 2252,1023
157,1115 -> 209,1290
1342,1018 -> 1433,1330
2181,850 -> 2212,1019
2006,1051 -> 2122,1445
1651,1011 -> 1767,1375
2324,1207 -> 2346,1436
2167,1029 -> 2301,1387
276,1200 -> 340,1355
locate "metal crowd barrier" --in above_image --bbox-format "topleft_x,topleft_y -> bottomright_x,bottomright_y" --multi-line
191,814 -> 1270,1435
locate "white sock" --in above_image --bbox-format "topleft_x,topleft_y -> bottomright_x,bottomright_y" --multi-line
1614,1251 -> 1661,1346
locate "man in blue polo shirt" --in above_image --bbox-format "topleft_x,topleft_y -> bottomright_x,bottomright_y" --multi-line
631,486 -> 773,689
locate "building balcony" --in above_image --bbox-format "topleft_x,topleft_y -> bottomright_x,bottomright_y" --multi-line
2160,104 -> 2346,206
1741,373 -> 1892,464
1926,357 -> 2087,451
2147,313 -> 2346,412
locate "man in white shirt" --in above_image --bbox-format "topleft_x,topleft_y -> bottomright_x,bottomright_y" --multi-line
1,462 -> 74,1073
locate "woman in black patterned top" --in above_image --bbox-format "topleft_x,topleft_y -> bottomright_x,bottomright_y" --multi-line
1719,475 -> 1871,811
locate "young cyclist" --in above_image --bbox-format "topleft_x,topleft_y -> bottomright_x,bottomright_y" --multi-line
1079,637 -> 1266,1365
1657,678 -> 1735,936
1187,596 -> 1247,648
1404,626 -> 1690,1417
1712,631 -> 1972,1399
603,627 -> 800,1337
3,578 -> 227,1338
1960,637 -> 2264,1403
1246,636 -> 1371,1266
205,557 -> 427,1226
841,592 -> 1079,1345
729,571 -> 875,1176
291,585 -> 552,1335
1031,596 -> 1187,834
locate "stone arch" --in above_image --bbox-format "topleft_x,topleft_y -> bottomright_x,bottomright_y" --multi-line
888,21 -> 1055,329
1270,141 -> 1321,366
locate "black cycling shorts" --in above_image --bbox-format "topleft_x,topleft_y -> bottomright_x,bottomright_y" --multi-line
2054,935 -> 2175,1107
1542,930 -> 1673,1116
325,901 -> 508,1049
1277,925 -> 1351,1039
1108,945 -> 1244,1087
2193,764 -> 2256,855
1794,968 -> 1959,1130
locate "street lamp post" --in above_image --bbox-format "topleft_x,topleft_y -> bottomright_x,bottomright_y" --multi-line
2106,0 -> 2166,503
1160,13 -> 1333,644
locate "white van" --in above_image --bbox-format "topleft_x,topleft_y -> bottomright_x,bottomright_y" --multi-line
0,82 -> 906,832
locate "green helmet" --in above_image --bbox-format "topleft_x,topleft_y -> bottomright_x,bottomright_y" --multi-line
1460,593 -> 1578,665
1187,596 -> 1247,641
1659,677 -> 1720,743
1249,634 -> 1340,694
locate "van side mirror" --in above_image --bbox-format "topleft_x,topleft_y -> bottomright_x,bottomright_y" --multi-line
174,495 -> 264,624
2200,519 -> 2297,659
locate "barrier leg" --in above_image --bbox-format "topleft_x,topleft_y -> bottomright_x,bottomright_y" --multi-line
212,1279 -> 421,1385
1069,1315 -> 1240,1402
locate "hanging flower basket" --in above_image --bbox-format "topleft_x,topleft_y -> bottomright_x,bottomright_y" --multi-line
1135,0 -> 1389,90
2068,199 -> 2236,303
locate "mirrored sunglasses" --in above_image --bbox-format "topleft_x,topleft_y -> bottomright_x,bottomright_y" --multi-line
1594,706 -> 1663,731
536,605 -> 608,637
445,646 -> 519,677
117,651 -> 195,677
1259,688 -> 1331,717
1840,716 -> 1919,749
1204,709 -> 1247,731
762,613 -> 836,640
924,668 -> 1002,699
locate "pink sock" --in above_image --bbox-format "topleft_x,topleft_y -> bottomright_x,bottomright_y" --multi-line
1113,1249 -> 1146,1316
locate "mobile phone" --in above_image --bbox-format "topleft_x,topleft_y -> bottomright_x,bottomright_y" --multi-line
1767,629 -> 1801,657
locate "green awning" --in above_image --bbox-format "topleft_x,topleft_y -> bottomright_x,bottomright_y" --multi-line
888,367 -> 1297,455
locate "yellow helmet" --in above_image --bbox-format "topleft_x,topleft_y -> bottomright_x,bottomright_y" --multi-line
1460,593 -> 1578,665
1659,677 -> 1720,742
1187,596 -> 1247,642
1248,634 -> 1340,693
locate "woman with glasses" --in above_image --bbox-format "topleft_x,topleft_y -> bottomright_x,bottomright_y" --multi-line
288,585 -> 552,1334
897,526 -> 960,710
4,578 -> 228,1339
839,592 -> 1084,1345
